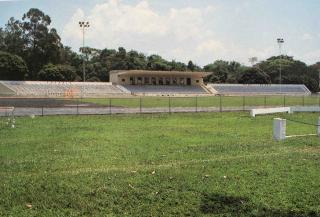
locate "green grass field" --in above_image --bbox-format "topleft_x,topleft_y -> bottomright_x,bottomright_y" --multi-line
1,112 -> 320,216
80,95 -> 320,108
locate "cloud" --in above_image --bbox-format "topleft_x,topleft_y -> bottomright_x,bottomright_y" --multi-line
302,33 -> 313,41
247,47 -> 275,61
62,8 -> 85,51
62,0 -> 222,65
301,49 -> 320,64
62,0 -> 319,66
205,5 -> 216,13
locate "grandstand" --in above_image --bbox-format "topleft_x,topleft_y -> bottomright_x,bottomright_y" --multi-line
207,84 -> 311,96
0,79 -> 312,97
0,82 -> 16,96
123,85 -> 209,96
110,70 -> 211,95
0,81 -> 128,97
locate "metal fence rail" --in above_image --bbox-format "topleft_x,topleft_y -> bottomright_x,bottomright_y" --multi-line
0,95 -> 319,116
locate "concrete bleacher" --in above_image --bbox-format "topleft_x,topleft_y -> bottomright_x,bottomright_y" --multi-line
0,81 -> 127,97
0,82 -> 16,96
207,84 -> 311,96
122,85 -> 209,96
0,80 -> 312,97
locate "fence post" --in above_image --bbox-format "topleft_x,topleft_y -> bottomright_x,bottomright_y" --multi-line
283,95 -> 286,107
168,97 -> 171,114
109,98 -> 111,115
139,97 -> 142,114
195,96 -> 198,113
242,96 -> 245,111
317,117 -> 320,137
264,96 -> 267,108
41,106 -> 44,117
219,95 -> 222,112
273,118 -> 286,141
76,98 -> 79,115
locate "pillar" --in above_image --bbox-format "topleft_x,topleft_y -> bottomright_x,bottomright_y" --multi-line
273,118 -> 286,141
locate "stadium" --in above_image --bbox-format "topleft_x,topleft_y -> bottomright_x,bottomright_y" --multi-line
0,70 -> 315,116
1,2 -> 320,217
1,71 -> 320,217
0,70 -> 312,98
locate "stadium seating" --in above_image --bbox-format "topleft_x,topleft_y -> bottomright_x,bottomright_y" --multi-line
0,81 -> 127,97
1,80 -> 311,97
122,85 -> 208,95
207,84 -> 311,95
0,82 -> 16,96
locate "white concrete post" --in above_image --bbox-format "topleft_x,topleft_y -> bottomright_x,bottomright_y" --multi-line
274,118 -> 286,141
317,117 -> 320,137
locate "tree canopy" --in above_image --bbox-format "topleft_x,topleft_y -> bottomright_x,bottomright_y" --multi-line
0,51 -> 28,80
38,64 -> 77,81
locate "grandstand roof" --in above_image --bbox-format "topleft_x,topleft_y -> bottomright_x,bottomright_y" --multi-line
110,70 -> 211,78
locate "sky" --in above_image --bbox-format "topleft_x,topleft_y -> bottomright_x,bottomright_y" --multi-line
0,0 -> 319,66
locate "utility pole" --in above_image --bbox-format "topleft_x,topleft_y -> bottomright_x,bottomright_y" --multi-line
79,21 -> 90,82
277,38 -> 284,94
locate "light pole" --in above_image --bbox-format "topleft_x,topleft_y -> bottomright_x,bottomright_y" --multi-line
79,21 -> 90,82
277,38 -> 284,93
249,57 -> 258,66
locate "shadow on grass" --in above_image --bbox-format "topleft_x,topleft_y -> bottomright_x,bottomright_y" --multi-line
200,193 -> 319,217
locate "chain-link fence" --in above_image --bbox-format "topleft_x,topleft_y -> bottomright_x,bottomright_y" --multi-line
0,95 -> 320,116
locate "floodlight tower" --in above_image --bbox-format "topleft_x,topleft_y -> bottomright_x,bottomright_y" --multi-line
277,38 -> 284,93
79,21 -> 90,82
249,57 -> 258,66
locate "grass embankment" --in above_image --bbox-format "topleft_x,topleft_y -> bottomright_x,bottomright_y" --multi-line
0,112 -> 320,216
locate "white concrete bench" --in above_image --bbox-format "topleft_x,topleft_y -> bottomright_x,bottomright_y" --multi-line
250,107 -> 291,117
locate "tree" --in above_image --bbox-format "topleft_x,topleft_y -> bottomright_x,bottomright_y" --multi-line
147,55 -> 171,71
187,60 -> 195,71
238,67 -> 271,84
257,56 -> 318,92
87,76 -> 100,82
126,50 -> 147,70
227,61 -> 246,83
310,62 -> 320,92
0,28 -> 6,50
2,17 -> 26,56
204,60 -> 247,83
0,51 -> 28,80
38,64 -> 77,81
21,8 -> 62,78
169,60 -> 187,71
